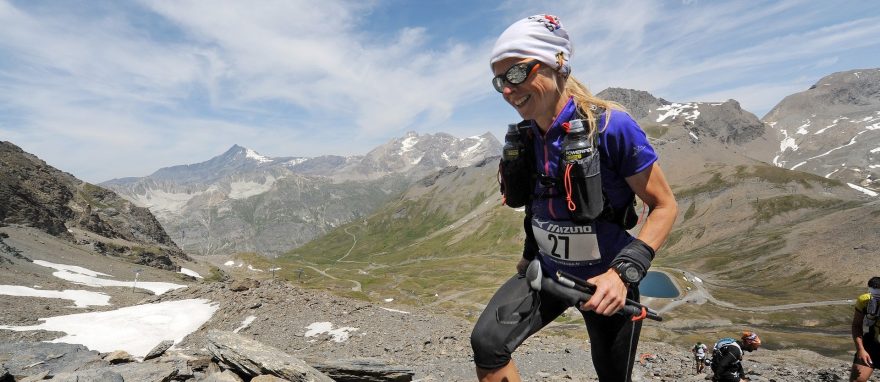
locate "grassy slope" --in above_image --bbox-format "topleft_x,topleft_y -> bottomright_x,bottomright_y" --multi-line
652,162 -> 871,358
250,158 -> 875,358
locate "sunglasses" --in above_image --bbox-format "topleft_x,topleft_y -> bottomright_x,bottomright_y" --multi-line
492,60 -> 541,93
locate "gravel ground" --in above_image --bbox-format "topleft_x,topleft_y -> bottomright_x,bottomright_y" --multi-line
0,225 -> 860,381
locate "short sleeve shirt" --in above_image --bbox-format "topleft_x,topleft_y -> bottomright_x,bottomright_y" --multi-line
529,98 -> 658,280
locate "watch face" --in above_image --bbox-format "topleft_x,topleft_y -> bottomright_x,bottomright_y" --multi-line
623,265 -> 641,283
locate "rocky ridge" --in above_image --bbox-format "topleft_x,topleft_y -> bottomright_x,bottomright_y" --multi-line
598,87 -> 767,147
758,68 -> 880,194
0,141 -> 187,270
0,276 -> 855,381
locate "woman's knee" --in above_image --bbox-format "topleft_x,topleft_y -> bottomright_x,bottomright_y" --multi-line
470,325 -> 512,370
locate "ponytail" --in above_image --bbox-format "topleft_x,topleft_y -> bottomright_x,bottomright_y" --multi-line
564,75 -> 627,141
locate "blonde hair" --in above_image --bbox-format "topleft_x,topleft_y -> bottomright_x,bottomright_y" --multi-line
563,75 -> 626,140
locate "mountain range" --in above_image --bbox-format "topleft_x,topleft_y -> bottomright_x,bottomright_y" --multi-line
101,132 -> 501,256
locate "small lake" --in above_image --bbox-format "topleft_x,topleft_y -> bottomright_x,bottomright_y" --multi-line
639,271 -> 679,298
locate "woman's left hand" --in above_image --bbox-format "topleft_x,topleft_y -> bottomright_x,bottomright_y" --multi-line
581,269 -> 628,316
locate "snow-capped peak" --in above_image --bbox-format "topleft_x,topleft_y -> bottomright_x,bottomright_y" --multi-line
245,148 -> 272,163
400,135 -> 419,153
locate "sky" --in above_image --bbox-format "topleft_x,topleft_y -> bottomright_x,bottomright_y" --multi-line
1,0 -> 878,183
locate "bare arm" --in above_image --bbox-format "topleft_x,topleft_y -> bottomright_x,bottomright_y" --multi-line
853,309 -> 873,366
625,162 -> 678,251
583,162 -> 677,315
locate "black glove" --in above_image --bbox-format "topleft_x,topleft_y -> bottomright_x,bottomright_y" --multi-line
609,238 -> 655,275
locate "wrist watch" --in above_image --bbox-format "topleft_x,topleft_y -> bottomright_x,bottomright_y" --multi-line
612,261 -> 643,284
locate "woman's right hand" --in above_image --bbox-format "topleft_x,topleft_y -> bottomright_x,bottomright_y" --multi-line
516,257 -> 530,275
857,348 -> 873,366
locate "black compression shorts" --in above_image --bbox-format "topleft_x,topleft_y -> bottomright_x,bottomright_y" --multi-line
854,336 -> 880,368
470,271 -> 642,382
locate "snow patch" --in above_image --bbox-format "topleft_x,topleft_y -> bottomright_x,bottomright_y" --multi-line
689,131 -> 699,141
0,285 -> 111,307
224,261 -> 235,267
233,315 -> 257,333
245,149 -> 272,163
33,260 -> 186,295
848,183 -> 878,197
778,131 -> 798,153
400,136 -> 418,153
305,322 -> 358,343
285,158 -> 309,166
815,117 -> 847,135
796,120 -> 811,135
870,148 -> 880,154
380,307 -> 410,314
0,299 -> 218,358
790,161 -> 808,171
179,268 -> 203,279
460,139 -> 485,158
655,103 -> 700,123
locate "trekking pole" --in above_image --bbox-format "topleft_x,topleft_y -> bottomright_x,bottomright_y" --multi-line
557,270 -> 662,321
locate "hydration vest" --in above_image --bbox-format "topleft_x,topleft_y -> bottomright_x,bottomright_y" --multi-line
497,108 -> 638,229
864,295 -> 880,337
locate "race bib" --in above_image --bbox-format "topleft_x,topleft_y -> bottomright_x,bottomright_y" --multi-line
531,217 -> 600,265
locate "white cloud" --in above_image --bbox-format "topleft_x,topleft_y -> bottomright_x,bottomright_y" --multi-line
1,0 -> 878,181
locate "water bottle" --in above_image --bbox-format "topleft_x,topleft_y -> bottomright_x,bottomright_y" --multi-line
499,123 -> 529,207
562,120 -> 591,162
562,119 -> 604,223
502,123 -> 524,161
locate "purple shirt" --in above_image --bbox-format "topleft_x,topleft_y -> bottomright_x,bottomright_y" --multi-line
528,98 -> 658,279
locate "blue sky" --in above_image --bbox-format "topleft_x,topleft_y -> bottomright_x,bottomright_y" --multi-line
1,0 -> 878,183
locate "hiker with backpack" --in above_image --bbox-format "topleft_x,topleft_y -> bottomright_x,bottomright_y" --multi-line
692,342 -> 708,374
470,14 -> 677,382
709,332 -> 761,382
849,277 -> 880,382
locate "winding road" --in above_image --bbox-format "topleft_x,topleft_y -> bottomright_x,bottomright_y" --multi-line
656,268 -> 852,314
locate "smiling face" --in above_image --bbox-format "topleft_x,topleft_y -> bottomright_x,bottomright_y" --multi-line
491,57 -> 567,131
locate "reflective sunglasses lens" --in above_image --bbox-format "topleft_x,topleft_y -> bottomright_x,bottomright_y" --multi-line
492,76 -> 505,92
506,64 -> 528,84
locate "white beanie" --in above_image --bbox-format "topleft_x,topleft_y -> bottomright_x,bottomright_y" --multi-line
489,14 -> 572,77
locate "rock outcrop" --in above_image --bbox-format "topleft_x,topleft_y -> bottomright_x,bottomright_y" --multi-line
0,141 -> 188,270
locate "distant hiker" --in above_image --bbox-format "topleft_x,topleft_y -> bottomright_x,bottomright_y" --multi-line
710,332 -> 761,382
471,14 -> 677,382
849,277 -> 880,382
692,342 -> 708,374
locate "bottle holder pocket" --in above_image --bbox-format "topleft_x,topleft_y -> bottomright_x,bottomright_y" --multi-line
499,158 -> 531,208
563,153 -> 604,224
